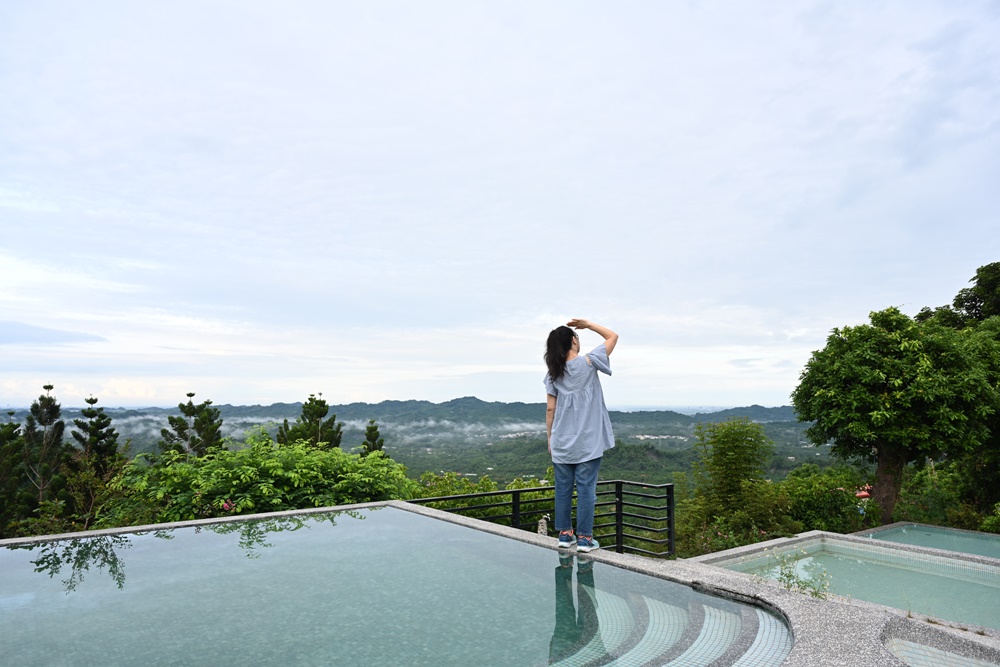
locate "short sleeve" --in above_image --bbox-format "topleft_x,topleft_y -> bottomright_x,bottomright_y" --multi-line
544,374 -> 557,396
586,343 -> 612,375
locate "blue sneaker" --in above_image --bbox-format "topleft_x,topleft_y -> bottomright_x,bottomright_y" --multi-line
577,536 -> 600,553
558,531 -> 575,549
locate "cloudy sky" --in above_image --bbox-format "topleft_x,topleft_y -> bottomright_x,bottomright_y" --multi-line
1,1 -> 998,410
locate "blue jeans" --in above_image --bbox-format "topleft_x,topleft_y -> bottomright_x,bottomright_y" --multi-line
553,457 -> 602,537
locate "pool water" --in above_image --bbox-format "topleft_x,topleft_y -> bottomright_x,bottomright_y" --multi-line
726,540 -> 1000,630
1,507 -> 792,666
869,525 -> 1000,560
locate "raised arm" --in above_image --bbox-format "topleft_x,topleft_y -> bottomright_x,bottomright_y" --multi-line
567,319 -> 618,356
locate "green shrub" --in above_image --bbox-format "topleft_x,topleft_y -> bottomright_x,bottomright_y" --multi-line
102,429 -> 418,527
979,503 -> 1000,534
893,462 -> 983,529
782,464 -> 874,533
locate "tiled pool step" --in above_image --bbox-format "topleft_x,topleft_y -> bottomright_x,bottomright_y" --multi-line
551,587 -> 792,667
549,587 -> 638,667
886,638 -> 1000,667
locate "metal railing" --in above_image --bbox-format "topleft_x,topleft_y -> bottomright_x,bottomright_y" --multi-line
408,480 -> 674,558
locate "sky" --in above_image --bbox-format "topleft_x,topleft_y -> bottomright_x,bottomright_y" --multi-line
1,1 -> 999,410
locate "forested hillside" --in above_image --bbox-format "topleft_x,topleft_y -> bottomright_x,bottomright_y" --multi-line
4,396 -> 823,485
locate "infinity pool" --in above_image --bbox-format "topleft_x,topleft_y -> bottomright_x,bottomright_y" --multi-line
868,524 -> 1000,560
1,506 -> 792,666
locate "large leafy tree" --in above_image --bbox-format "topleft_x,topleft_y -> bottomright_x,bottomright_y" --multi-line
159,392 -> 224,457
917,261 -> 1000,327
276,393 -> 343,450
916,262 -> 1000,512
792,308 -> 999,524
21,385 -> 70,505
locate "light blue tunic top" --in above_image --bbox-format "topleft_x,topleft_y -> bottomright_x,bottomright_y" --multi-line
544,343 -> 615,464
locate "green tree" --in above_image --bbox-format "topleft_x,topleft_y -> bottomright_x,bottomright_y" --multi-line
361,419 -> 385,456
159,392 -> 224,457
276,393 -> 343,450
917,261 -> 1000,327
792,307 -> 999,524
693,417 -> 773,515
61,397 -> 130,532
915,263 -> 1000,514
0,412 -> 25,537
71,396 -> 122,477
21,385 -> 70,506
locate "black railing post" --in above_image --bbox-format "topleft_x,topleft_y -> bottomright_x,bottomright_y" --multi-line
512,490 -> 521,530
667,483 -> 675,557
615,480 -> 624,553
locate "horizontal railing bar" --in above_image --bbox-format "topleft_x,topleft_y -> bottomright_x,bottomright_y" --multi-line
597,480 -> 672,489
622,512 -> 670,523
622,523 -> 670,535
621,529 -> 669,538
623,502 -> 669,512
620,532 -> 673,544
619,488 -> 670,497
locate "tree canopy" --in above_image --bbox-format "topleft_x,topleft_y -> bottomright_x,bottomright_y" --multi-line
159,392 -> 224,457
792,307 -> 999,523
276,393 -> 343,450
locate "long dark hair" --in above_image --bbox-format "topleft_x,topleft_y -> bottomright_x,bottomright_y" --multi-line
545,326 -> 576,381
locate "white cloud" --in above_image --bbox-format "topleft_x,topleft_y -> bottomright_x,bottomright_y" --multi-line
0,1 -> 997,407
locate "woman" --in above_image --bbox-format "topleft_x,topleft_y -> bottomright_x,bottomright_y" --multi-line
544,319 -> 618,552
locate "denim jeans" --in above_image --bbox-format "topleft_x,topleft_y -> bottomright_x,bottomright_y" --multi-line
553,457 -> 602,537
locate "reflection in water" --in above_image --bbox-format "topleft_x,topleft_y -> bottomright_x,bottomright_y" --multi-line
550,553 -> 604,664
11,510 -> 365,593
197,510 -> 362,559
16,534 -> 132,592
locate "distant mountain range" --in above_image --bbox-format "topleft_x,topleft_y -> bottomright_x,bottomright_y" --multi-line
3,396 -> 805,456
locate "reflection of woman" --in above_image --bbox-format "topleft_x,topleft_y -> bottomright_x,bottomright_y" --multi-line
544,319 -> 618,552
548,556 -> 602,665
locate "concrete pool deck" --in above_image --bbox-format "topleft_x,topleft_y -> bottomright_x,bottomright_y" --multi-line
5,502 -> 1000,666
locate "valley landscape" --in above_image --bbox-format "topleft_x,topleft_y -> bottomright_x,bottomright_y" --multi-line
6,397 -> 829,485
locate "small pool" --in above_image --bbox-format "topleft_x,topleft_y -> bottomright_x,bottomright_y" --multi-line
1,505 -> 792,666
867,524 -> 1000,560
718,537 -> 1000,630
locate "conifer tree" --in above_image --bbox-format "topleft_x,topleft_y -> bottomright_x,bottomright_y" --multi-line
72,396 -> 121,477
159,393 -> 224,457
276,393 -> 343,450
0,412 -> 24,537
361,419 -> 385,457
21,385 -> 69,505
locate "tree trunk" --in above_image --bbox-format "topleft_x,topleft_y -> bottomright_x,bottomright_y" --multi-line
873,442 -> 907,524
